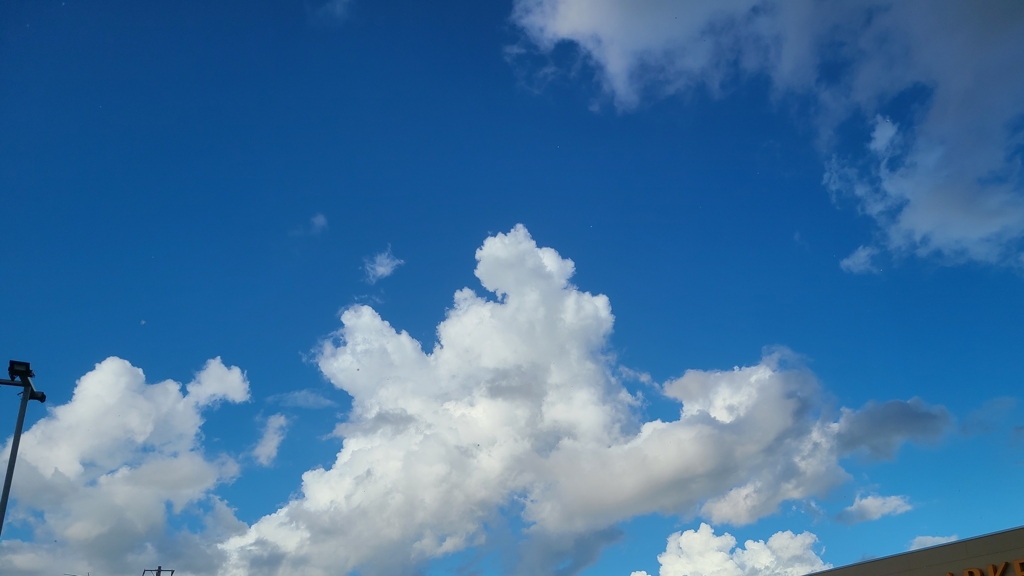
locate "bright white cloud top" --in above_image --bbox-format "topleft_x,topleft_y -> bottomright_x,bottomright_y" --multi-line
219,225 -> 948,575
2,227 -> 952,575
512,0 -> 1024,268
0,357 -> 250,575
631,523 -> 830,576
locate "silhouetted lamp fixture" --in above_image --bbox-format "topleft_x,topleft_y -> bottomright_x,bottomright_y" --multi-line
0,360 -> 47,538
7,361 -> 31,379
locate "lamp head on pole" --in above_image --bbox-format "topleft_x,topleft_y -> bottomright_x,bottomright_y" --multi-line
8,361 -> 33,380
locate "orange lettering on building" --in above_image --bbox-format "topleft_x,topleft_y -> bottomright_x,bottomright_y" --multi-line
990,563 -> 1009,576
966,568 -> 984,576
1012,558 -> 1024,576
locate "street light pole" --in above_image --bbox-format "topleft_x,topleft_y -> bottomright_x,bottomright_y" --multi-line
0,360 -> 46,538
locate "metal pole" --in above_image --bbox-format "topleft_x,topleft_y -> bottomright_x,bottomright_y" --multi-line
0,380 -> 32,538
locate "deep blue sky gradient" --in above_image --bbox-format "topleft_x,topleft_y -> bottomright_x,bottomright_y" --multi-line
2,0 -> 1023,572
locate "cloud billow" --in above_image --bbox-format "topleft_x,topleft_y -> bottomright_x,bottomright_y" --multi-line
631,523 -> 831,576
0,357 -> 251,576
219,225 -> 951,575
0,226 -> 954,575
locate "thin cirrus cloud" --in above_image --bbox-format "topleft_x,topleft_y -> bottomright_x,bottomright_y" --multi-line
836,494 -> 913,525
510,0 -> 1024,270
0,227 -> 954,575
630,523 -> 830,576
363,246 -> 404,284
266,388 -> 338,409
834,398 -> 951,460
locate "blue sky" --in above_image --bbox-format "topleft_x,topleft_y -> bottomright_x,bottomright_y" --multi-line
1,1 -> 1023,575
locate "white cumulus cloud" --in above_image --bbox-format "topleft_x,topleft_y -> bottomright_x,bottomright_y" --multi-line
511,0 -> 1024,268
631,523 -> 830,576
0,227 -> 954,575
0,357 -> 250,576
219,225 -> 950,575
363,246 -> 404,284
836,494 -> 912,524
253,414 -> 289,467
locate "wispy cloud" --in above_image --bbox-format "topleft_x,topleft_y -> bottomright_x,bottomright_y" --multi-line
325,0 -> 353,17
363,246 -> 404,284
312,0 -> 354,23
267,389 -> 337,409
909,535 -> 958,550
840,246 -> 880,274
253,414 -> 289,467
962,396 -> 1017,436
291,213 -> 329,236
310,213 -> 328,235
511,0 -> 1024,268
837,494 -> 912,524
